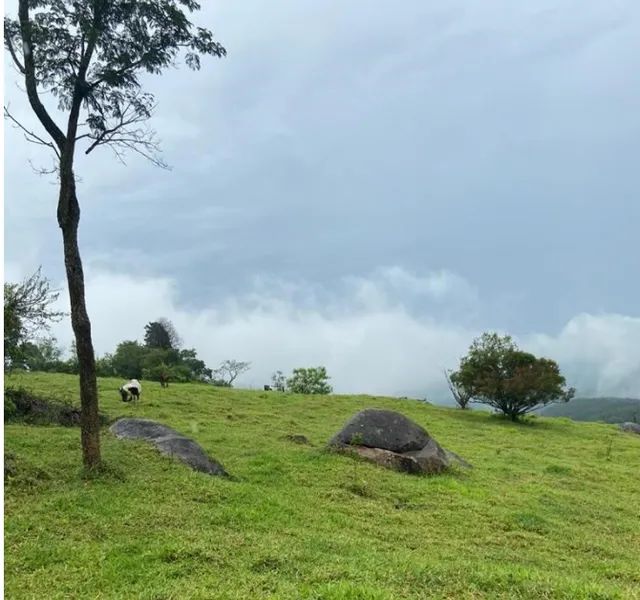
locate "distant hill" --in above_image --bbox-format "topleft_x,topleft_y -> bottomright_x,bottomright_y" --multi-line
540,396 -> 640,423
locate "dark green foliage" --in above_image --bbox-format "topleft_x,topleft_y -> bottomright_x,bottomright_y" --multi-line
111,341 -> 147,379
540,397 -> 640,423
18,339 -> 80,374
287,366 -> 332,394
4,0 -> 226,165
144,318 -> 181,350
19,339 -> 63,370
177,348 -> 211,381
144,321 -> 173,350
110,340 -> 210,383
95,353 -> 117,377
450,333 -> 574,421
17,328 -> 211,385
4,387 -> 108,427
141,360 -> 173,384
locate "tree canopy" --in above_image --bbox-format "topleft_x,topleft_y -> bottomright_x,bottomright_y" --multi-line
16,324 -> 211,385
450,333 -> 574,421
144,319 -> 181,350
4,0 -> 226,165
287,366 -> 332,395
108,334 -> 210,383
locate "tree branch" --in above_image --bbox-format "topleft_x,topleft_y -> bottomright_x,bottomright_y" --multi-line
17,0 -> 66,150
28,158 -> 60,178
4,105 -> 61,159
88,57 -> 147,90
67,0 -> 106,143
4,24 -> 25,74
110,138 -> 169,169
82,110 -> 145,155
79,96 -> 169,169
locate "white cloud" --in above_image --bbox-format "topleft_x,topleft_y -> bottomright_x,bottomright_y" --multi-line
525,314 -> 640,398
369,266 -> 478,303
3,0 -> 637,414
44,266 -> 640,401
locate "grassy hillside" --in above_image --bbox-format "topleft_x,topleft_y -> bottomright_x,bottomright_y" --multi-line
4,372 -> 640,600
540,396 -> 640,424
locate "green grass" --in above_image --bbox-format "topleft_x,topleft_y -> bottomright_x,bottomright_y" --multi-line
4,372 -> 640,599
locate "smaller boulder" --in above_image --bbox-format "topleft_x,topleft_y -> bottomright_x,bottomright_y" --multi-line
111,418 -> 228,477
154,436 -> 228,476
619,422 -> 640,435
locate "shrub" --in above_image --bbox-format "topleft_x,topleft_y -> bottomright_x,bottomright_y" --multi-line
287,366 -> 332,395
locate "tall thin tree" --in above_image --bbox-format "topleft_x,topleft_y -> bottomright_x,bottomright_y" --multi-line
444,369 -> 472,410
4,1 -> 225,468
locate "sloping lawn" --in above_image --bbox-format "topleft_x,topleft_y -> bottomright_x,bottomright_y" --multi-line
4,372 -> 639,599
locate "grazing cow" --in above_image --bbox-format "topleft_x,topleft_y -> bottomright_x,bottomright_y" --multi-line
119,379 -> 142,403
264,385 -> 272,391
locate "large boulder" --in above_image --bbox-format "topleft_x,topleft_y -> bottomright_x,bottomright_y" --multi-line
329,409 -> 466,475
619,422 -> 640,435
110,418 -> 228,477
328,409 -> 431,453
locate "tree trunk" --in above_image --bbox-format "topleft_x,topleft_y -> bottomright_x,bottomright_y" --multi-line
58,165 -> 101,469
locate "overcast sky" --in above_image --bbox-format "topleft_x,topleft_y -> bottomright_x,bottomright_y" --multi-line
4,0 -> 640,401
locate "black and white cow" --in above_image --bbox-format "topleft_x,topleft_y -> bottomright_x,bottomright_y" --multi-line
119,379 -> 142,402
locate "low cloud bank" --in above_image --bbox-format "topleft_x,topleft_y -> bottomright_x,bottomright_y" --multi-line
46,267 -> 639,402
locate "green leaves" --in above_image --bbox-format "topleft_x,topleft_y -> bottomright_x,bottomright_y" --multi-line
287,366 -> 333,395
450,332 -> 574,421
6,0 -> 226,164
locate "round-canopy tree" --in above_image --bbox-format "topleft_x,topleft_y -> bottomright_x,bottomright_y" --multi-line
4,1 -> 226,468
450,333 -> 575,421
287,366 -> 333,395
